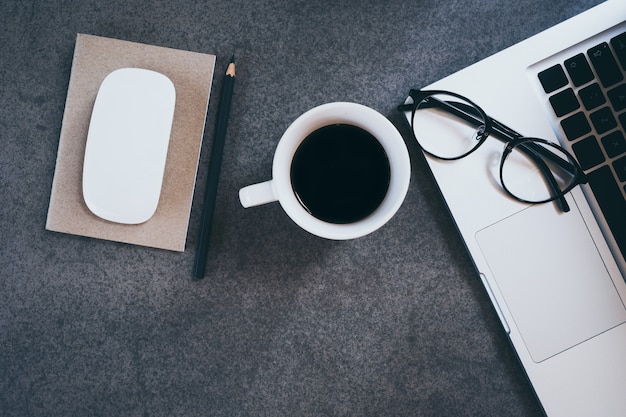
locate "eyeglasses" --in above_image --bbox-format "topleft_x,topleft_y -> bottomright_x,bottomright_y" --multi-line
398,89 -> 588,213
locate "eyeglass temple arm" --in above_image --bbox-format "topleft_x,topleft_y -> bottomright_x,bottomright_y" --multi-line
399,95 -> 573,212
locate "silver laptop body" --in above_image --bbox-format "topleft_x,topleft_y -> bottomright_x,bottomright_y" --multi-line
402,1 -> 626,415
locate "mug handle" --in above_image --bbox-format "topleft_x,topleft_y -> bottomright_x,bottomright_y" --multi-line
239,180 -> 278,208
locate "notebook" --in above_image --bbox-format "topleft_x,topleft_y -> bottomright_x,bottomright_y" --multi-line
400,1 -> 626,416
46,34 -> 215,251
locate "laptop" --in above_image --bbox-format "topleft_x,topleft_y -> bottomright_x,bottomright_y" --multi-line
400,1 -> 626,416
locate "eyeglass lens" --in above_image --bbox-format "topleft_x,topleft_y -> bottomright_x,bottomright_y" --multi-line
412,93 -> 486,159
501,140 -> 579,203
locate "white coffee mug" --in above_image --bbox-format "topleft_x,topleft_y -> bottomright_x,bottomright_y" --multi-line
239,102 -> 411,240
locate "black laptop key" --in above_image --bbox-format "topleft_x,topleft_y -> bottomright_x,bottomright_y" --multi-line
579,83 -> 606,110
590,106 -> 617,134
610,31 -> 626,70
586,166 -> 626,261
561,112 -> 592,140
615,155 -> 626,182
572,136 -> 605,170
564,53 -> 594,86
607,83 -> 626,112
538,64 -> 568,93
588,42 -> 624,88
619,112 -> 626,131
549,88 -> 580,117
601,131 -> 626,158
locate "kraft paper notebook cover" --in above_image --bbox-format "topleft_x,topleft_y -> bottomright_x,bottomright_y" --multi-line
46,34 -> 216,251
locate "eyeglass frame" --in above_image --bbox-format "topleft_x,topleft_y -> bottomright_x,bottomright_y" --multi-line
398,89 -> 588,213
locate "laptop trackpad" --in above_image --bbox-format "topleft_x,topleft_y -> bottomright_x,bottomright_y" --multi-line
476,200 -> 626,363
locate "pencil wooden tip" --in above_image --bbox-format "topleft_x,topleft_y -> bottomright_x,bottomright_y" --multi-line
226,57 -> 236,77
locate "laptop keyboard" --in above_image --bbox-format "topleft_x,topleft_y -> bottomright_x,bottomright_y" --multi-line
538,31 -> 626,260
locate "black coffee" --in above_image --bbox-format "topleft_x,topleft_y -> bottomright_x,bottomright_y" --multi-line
290,123 -> 391,224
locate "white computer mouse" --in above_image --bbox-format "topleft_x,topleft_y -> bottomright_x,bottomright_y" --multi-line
82,68 -> 176,224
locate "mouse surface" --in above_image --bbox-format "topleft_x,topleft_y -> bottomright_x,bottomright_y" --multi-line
83,68 -> 176,224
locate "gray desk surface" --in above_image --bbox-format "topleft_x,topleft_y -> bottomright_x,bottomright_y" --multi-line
0,0 -> 603,415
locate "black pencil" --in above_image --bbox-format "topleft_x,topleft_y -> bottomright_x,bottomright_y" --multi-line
194,56 -> 236,279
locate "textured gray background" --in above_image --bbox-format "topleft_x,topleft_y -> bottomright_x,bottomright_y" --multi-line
0,0 -> 603,416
